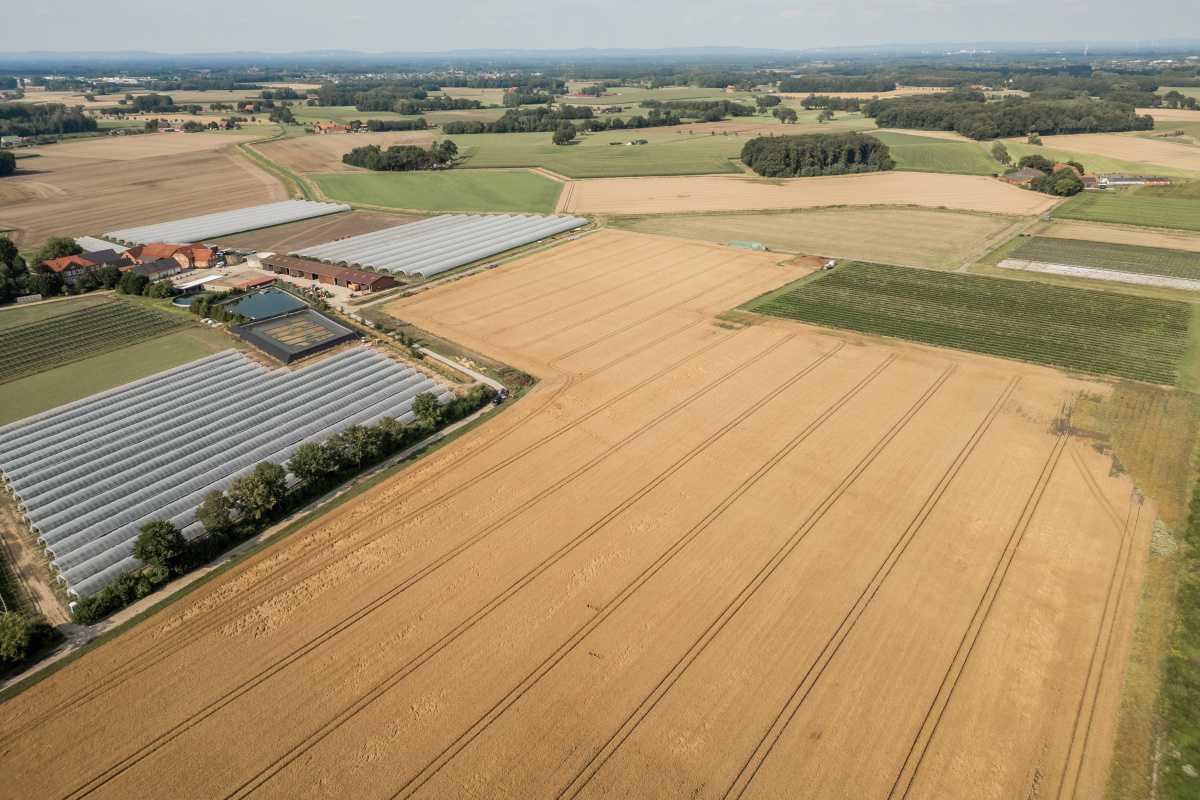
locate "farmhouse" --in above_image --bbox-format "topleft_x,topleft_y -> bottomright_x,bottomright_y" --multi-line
260,254 -> 400,293
124,242 -> 218,268
1001,167 -> 1046,187
39,254 -> 100,281
314,122 -> 351,134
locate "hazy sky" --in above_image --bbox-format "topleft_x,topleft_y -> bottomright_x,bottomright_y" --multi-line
8,0 -> 1198,52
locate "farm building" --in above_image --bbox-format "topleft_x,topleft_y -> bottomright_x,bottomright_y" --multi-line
291,213 -> 588,278
130,258 -> 184,281
105,200 -> 350,245
233,308 -> 358,363
1098,174 -> 1171,187
74,236 -> 128,253
314,122 -> 351,134
39,254 -> 103,281
205,270 -> 276,292
0,347 -> 451,597
260,254 -> 399,293
1001,167 -> 1046,187
124,242 -> 218,269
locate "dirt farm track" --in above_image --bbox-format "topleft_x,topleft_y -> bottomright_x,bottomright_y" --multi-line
0,230 -> 1149,799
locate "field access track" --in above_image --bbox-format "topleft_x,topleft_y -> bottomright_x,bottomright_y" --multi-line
0,230 -> 1149,800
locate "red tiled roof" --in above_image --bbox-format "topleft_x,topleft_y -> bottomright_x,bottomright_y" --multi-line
41,254 -> 96,273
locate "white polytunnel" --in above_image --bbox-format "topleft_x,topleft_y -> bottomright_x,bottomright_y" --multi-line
104,200 -> 350,244
0,347 -> 452,597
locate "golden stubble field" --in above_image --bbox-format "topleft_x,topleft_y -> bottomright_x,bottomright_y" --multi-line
0,230 -> 1149,800
254,131 -> 437,174
0,133 -> 284,248
559,173 -> 1061,216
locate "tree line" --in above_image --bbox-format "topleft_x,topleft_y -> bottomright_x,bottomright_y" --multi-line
0,103 -> 96,137
740,133 -> 895,177
394,96 -> 481,114
71,383 -> 498,624
364,118 -> 430,131
342,140 -> 458,171
442,105 -> 595,134
639,99 -> 755,120
778,75 -> 896,93
864,93 -> 1154,140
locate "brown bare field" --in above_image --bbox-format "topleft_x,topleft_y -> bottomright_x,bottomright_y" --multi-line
0,136 -> 286,248
215,209 -> 420,252
1140,107 -> 1200,122
1037,219 -> 1200,252
1039,132 -> 1200,173
562,173 -> 1060,216
611,207 -> 1023,269
254,131 -> 436,174
0,229 -> 1149,800
21,89 -> 261,107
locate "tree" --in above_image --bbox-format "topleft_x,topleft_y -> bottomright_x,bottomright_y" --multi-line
412,391 -> 442,426
552,122 -> 576,145
817,109 -> 834,123
33,236 -> 81,265
990,141 -> 1011,166
772,106 -> 798,124
287,442 -> 339,487
0,151 -> 14,178
1026,132 -> 1043,145
0,235 -> 18,268
25,267 -> 63,297
0,612 -> 32,663
196,490 -> 235,536
228,462 -> 288,523
1017,154 -> 1055,173
133,519 -> 187,573
97,264 -> 122,289
116,271 -> 149,295
755,94 -> 782,110
1066,160 -> 1085,174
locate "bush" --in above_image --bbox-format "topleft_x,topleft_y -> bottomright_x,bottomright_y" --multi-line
552,122 -> 577,145
0,612 -> 32,663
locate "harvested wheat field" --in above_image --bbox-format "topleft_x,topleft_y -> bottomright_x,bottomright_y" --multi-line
612,207 -> 1023,269
0,137 -> 286,248
214,209 -> 419,252
0,229 -> 1149,800
560,173 -> 1060,216
254,131 -> 437,174
776,86 -> 950,100
1038,133 -> 1200,173
1140,106 -> 1200,122
1038,219 -> 1200,252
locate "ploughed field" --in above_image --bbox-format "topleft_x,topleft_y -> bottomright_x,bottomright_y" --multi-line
750,261 -> 1191,385
0,231 -> 1151,800
0,134 -> 286,248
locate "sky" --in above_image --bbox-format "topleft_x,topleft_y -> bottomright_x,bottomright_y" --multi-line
6,0 -> 1199,53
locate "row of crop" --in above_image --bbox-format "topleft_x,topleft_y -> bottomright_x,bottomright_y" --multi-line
0,311 -> 181,370
1011,236 -> 1200,280
0,305 -> 184,384
1054,193 -> 1200,233
753,263 -> 1189,384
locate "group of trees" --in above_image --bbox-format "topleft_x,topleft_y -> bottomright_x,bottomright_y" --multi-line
364,118 -> 430,131
778,75 -> 896,94
503,91 -> 553,107
442,105 -> 594,135
1162,90 -> 1200,110
0,150 -> 14,177
72,383 -> 497,624
0,102 -> 97,137
639,99 -> 755,120
740,133 -> 895,177
864,93 -> 1154,140
798,94 -> 863,112
394,96 -> 481,114
342,140 -> 458,171
0,236 -> 127,304
1011,154 -> 1086,196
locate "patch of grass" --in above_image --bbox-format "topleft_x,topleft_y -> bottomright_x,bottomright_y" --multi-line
1054,190 -> 1200,232
747,261 -> 1192,384
1010,236 -> 1200,279
0,326 -> 232,426
0,293 -> 111,331
868,131 -> 1000,175
313,169 -> 563,213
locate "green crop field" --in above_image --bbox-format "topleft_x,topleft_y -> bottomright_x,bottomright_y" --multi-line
1054,190 -> 1200,232
0,294 -> 111,331
868,131 -> 1000,175
746,261 -> 1191,384
313,169 -> 563,213
0,299 -> 186,386
1010,236 -> 1200,279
